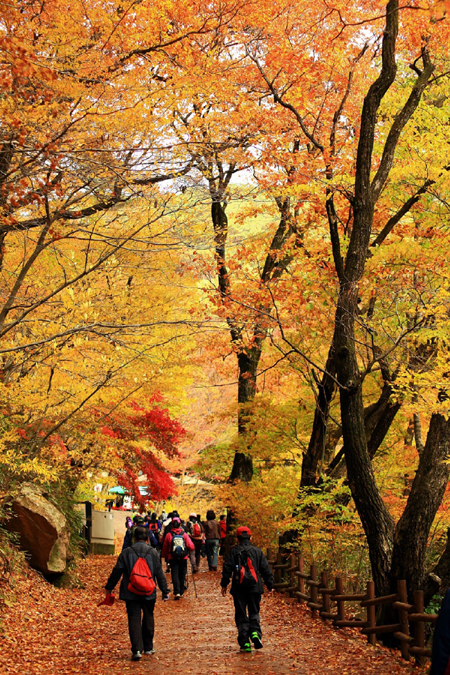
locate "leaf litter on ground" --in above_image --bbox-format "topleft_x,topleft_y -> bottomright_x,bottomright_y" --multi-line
0,554 -> 430,674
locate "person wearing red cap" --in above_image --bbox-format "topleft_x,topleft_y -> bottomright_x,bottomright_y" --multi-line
220,525 -> 274,652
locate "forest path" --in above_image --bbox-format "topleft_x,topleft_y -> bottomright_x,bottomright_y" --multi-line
1,553 -> 427,675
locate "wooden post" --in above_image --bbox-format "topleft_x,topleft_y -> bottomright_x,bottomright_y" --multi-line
413,590 -> 426,667
320,570 -> 330,618
335,577 -> 345,624
310,563 -> 318,612
289,552 -> 296,597
397,580 -> 411,661
275,550 -> 282,587
365,581 -> 376,646
298,555 -> 305,603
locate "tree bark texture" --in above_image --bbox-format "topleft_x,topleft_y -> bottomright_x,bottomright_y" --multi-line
335,283 -> 395,596
229,347 -> 261,482
299,349 -> 336,487
226,196 -> 301,482
390,413 -> 450,594
333,0 -> 399,596
320,0 -> 436,596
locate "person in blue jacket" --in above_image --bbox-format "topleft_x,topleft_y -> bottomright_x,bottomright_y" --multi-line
431,589 -> 450,675
105,526 -> 169,661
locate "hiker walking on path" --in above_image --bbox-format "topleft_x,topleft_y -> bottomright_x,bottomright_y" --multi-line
161,516 -> 194,598
104,526 -> 169,662
219,514 -> 227,555
184,512 -> 199,572
123,515 -> 158,550
203,509 -> 220,571
220,525 -> 274,653
188,513 -> 204,572
146,512 -> 161,549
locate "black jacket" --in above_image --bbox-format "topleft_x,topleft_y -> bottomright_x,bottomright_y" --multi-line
122,526 -> 158,551
105,541 -> 169,601
221,539 -> 274,595
431,589 -> 450,675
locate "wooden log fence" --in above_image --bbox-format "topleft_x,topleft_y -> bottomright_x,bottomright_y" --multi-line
267,549 -> 437,664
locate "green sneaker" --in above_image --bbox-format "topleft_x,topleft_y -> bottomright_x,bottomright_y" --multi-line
251,632 -> 263,649
240,642 -> 251,653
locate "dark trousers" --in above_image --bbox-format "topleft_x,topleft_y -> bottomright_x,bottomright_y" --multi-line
125,598 -> 156,654
233,592 -> 262,647
170,558 -> 187,595
193,540 -> 202,568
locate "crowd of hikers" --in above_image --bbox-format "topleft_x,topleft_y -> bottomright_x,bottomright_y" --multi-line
103,508 -> 274,661
102,507 -> 450,671
121,509 -> 226,574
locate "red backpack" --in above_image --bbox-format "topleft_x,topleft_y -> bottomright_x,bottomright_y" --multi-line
128,554 -> 156,596
236,549 -> 258,589
192,522 -> 202,538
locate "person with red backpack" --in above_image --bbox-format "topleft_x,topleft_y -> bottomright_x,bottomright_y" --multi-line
220,526 -> 274,653
146,512 -> 161,548
185,512 -> 203,572
219,514 -> 227,555
104,526 -> 169,661
161,516 -> 194,598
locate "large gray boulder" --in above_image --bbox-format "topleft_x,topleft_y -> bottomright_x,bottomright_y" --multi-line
5,485 -> 70,576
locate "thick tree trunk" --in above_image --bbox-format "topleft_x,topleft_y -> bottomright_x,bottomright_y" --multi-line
366,388 -> 401,459
226,195 -> 299,483
413,412 -> 424,454
229,347 -> 261,482
211,192 -> 257,481
330,0 -> 400,596
211,198 -> 230,297
390,413 -> 450,594
325,384 -> 400,485
335,281 -> 395,596
321,0 -> 434,597
299,349 -> 336,487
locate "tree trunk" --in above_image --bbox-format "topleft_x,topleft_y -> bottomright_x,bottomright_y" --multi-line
335,280 -> 395,596
390,413 -> 450,594
225,194 -> 300,483
320,0 -> 435,597
299,349 -> 336,487
211,198 -> 230,297
229,347 -> 261,482
210,191 -> 257,482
